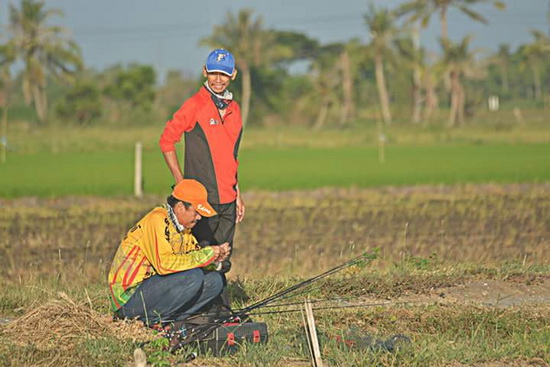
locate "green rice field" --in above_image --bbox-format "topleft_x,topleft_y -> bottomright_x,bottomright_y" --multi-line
1,143 -> 549,197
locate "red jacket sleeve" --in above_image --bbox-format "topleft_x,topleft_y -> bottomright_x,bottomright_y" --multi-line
159,99 -> 197,153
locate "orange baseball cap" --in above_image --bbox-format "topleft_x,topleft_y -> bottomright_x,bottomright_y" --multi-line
172,179 -> 217,217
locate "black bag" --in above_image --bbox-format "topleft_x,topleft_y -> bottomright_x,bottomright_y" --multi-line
168,310 -> 268,356
199,321 -> 269,356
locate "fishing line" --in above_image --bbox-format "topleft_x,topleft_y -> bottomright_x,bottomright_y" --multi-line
246,301 -> 397,316
243,294 -> 383,310
168,252 -> 377,352
237,269 -> 375,311
236,252 -> 375,314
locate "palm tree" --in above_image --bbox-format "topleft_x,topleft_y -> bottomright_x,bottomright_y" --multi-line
440,36 -> 479,127
519,31 -> 550,101
397,0 -> 503,124
8,0 -> 82,123
422,61 -> 441,122
310,43 -> 342,130
339,47 -> 353,126
492,44 -> 511,94
396,0 -> 505,43
0,43 -> 16,163
395,36 -> 426,124
201,9 -> 278,126
364,4 -> 398,125
337,40 -> 367,126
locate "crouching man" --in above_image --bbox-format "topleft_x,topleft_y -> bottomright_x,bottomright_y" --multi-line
108,179 -> 230,326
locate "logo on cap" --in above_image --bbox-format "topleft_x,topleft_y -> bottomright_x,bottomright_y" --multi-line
197,204 -> 212,215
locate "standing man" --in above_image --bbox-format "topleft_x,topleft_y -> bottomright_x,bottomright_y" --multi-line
108,179 -> 230,325
159,49 -> 245,285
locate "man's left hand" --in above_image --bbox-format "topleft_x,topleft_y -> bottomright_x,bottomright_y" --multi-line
217,242 -> 231,262
236,194 -> 245,223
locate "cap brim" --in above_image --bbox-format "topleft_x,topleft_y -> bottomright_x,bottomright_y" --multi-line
205,66 -> 234,76
193,201 -> 217,217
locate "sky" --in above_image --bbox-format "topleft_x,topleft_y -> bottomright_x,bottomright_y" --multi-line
1,0 -> 549,81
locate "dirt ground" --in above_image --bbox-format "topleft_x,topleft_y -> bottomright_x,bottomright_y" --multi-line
362,275 -> 550,308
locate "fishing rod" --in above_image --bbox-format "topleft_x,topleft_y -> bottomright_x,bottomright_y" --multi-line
246,301 -> 394,316
243,295 -> 392,311
240,268 -> 374,310
236,251 -> 375,314
169,251 -> 376,353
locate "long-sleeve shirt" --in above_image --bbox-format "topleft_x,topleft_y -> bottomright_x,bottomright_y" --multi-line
108,206 -> 216,311
159,86 -> 243,204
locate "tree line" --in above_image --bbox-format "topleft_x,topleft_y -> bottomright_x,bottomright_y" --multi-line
1,0 -> 549,129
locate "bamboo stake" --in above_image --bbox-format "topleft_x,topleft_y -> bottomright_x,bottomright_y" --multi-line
1,104 -> 7,164
301,307 -> 315,366
134,142 -> 143,198
376,111 -> 386,164
304,299 -> 323,367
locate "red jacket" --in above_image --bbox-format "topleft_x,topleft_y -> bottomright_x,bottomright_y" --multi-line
160,87 -> 243,204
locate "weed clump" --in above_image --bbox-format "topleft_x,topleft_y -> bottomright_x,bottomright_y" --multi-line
1,292 -> 154,351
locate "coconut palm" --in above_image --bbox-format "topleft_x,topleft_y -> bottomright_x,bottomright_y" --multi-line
339,47 -> 353,126
201,9 -> 280,126
0,43 -> 16,67
440,36 -> 480,127
337,40 -> 368,126
422,61 -> 441,122
394,35 -> 427,124
395,0 -> 505,42
364,4 -> 398,125
310,43 -> 343,130
8,0 -> 83,123
0,43 -> 16,163
396,0 -> 504,124
0,43 -> 16,97
519,31 -> 550,101
273,33 -> 359,128
492,44 -> 511,94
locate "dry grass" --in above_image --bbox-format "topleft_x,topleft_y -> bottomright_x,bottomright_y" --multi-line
0,183 -> 548,283
1,292 -> 155,351
0,292 -> 158,366
233,183 -> 549,277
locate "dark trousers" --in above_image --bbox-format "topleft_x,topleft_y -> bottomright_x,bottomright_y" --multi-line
192,201 -> 236,307
115,269 -> 223,326
192,201 -> 237,248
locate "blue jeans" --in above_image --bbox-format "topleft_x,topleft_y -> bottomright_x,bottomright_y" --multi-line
115,268 -> 223,325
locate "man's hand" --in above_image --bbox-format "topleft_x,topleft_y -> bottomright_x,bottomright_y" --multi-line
236,192 -> 245,223
210,242 -> 231,262
162,151 -> 184,183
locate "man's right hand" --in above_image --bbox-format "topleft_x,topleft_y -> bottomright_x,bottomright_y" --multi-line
162,151 -> 184,183
210,242 -> 231,262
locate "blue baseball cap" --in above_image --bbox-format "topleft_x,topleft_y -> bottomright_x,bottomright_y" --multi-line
205,49 -> 235,76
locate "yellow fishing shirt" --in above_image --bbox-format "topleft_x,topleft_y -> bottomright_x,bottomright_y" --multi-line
108,206 -> 215,311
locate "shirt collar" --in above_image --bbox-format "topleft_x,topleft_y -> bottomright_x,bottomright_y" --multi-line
165,204 -> 187,233
203,82 -> 233,101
